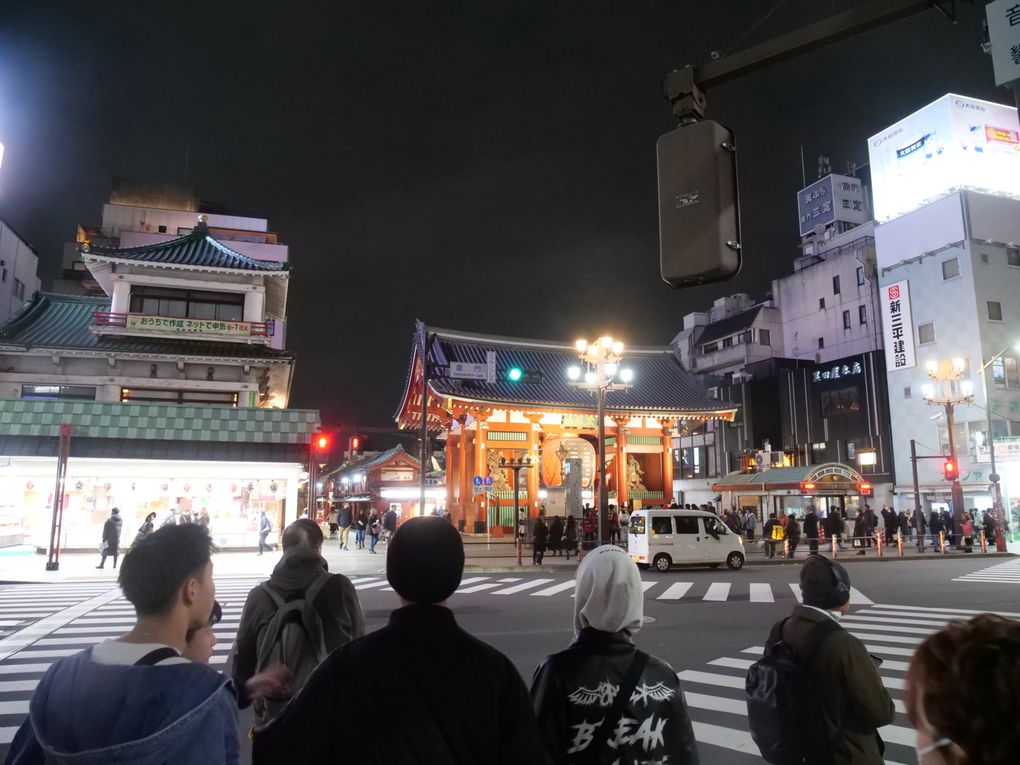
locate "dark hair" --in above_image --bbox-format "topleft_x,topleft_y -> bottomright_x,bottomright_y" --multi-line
145,512 -> 157,523
282,518 -> 324,551
905,614 -> 1020,765
185,600 -> 222,642
119,525 -> 216,615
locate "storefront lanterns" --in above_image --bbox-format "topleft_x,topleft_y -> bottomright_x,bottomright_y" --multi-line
801,481 -> 816,491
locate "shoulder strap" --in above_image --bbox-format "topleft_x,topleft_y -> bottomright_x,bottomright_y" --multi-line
303,570 -> 332,603
134,646 -> 180,666
579,649 -> 649,763
259,581 -> 287,609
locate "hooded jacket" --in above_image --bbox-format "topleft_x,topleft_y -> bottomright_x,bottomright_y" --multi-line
6,647 -> 239,765
230,549 -> 363,707
102,515 -> 122,548
531,546 -> 699,764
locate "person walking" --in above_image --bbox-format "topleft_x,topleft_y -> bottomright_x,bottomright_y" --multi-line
564,515 -> 578,560
232,518 -> 363,725
337,504 -> 353,551
531,545 -> 699,764
548,516 -> 563,557
252,516 -> 543,764
97,508 -> 123,569
367,510 -> 381,554
354,508 -> 368,549
803,506 -> 819,554
132,512 -> 157,548
382,506 -> 398,544
258,510 -> 273,556
753,555 -> 894,764
532,516 -> 548,565
785,513 -> 801,558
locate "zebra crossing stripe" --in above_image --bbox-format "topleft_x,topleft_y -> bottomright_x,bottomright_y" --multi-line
690,721 -> 759,754
707,657 -> 753,670
845,631 -> 923,646
749,583 -> 773,602
0,588 -> 121,663
788,583 -> 802,602
353,578 -> 387,590
455,582 -> 507,594
683,691 -> 745,715
492,578 -> 554,595
849,587 -> 873,605
0,663 -> 51,675
703,583 -> 730,601
640,582 -> 657,593
531,580 -> 576,597
838,620 -> 936,636
656,582 -> 693,600
677,669 -> 744,690
869,603 -> 1020,618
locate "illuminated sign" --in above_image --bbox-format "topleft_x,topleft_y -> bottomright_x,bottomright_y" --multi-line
812,360 -> 863,383
796,174 -> 870,237
867,94 -> 1020,221
126,315 -> 254,336
881,281 -> 916,371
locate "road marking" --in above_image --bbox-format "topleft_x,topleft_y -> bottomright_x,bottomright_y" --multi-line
0,727 -> 17,745
849,587 -> 873,605
456,582 -> 507,594
677,670 -> 744,690
531,580 -> 576,597
684,691 -> 746,715
703,583 -> 730,601
496,578 -> 521,583
454,577 -> 490,589
641,582 -> 658,592
0,588 -> 121,663
870,603 -> 1020,618
788,583 -> 802,602
491,578 -> 554,595
656,582 -> 693,600
864,643 -> 918,657
845,613 -> 950,627
838,620 -> 936,636
690,722 -> 760,754
749,583 -> 773,602
0,680 -> 37,693
0,663 -> 51,675
0,700 -> 30,715
708,657 -> 754,670
846,631 -> 923,646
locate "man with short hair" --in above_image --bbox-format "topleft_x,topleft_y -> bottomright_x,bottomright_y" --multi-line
337,504 -> 353,550
253,516 -> 542,764
7,525 -> 241,763
232,518 -> 363,716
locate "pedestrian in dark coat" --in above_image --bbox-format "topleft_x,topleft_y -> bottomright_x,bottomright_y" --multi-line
915,508 -> 928,550
132,512 -> 156,547
548,516 -> 564,556
531,545 -> 699,765
785,514 -> 801,558
803,507 -> 819,554
253,517 -> 543,765
564,516 -> 578,560
532,517 -> 548,565
941,509 -> 955,547
97,508 -> 123,569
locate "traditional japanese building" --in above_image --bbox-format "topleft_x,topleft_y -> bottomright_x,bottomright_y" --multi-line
395,322 -> 737,532
326,445 -> 432,520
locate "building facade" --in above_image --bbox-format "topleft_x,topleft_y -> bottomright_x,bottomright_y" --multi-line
327,445 -> 431,521
0,218 -> 42,323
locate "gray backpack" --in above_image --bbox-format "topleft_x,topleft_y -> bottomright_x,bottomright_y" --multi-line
253,571 -> 331,724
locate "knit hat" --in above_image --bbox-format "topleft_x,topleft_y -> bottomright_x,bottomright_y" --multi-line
386,516 -> 464,604
574,544 -> 644,636
799,555 -> 851,610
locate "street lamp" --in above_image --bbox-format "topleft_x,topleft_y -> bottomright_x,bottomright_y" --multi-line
500,454 -> 533,565
976,344 -> 1020,552
566,336 -> 634,545
921,359 -> 973,548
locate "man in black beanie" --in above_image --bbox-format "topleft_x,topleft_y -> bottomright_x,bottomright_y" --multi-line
253,516 -> 542,765
764,555 -> 894,764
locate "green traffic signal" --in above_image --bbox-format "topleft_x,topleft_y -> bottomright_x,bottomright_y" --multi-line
507,367 -> 523,382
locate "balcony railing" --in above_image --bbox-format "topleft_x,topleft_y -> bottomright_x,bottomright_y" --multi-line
93,312 -> 274,338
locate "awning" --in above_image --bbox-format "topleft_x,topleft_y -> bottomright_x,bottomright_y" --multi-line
336,494 -> 371,502
713,462 -> 865,493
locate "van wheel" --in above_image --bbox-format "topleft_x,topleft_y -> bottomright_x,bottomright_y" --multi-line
653,553 -> 672,572
726,552 -> 745,570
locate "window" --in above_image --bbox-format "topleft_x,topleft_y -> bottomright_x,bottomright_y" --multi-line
987,300 -> 1003,321
740,331 -> 753,344
832,275 -> 841,295
678,446 -> 707,479
817,337 -> 825,349
12,279 -> 24,300
651,516 -> 673,535
1007,357 -> 1020,389
21,384 -> 96,401
673,517 -> 700,534
904,386 -> 912,399
980,252 -> 990,264
993,357 -> 1006,387
918,323 -> 936,344
842,310 -> 851,330
856,266 -> 865,286
759,329 -> 771,346
722,337 -> 733,348
942,258 -> 960,280
129,287 -> 245,322
819,297 -> 826,310
157,225 -> 167,234
859,305 -> 867,325
120,388 -> 239,406
702,342 -> 718,354
1007,245 -> 1020,267
820,386 -> 862,417
1,268 -> 6,283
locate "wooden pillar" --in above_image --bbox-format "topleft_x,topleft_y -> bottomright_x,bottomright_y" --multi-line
661,420 -> 675,505
445,431 -> 456,521
473,417 -> 488,531
612,417 -> 629,508
527,415 -> 542,516
456,415 -> 469,527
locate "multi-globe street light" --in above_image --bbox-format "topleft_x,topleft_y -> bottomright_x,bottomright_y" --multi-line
566,336 -> 634,545
921,358 -> 972,548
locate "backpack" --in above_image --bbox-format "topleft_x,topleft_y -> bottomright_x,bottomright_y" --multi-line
253,571 -> 332,725
770,523 -> 785,541
746,617 -> 841,765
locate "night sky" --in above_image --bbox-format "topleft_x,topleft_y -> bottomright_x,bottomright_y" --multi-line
0,1 -> 1008,436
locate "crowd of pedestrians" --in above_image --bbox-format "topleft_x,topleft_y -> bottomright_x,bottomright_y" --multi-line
12,512 -> 1019,764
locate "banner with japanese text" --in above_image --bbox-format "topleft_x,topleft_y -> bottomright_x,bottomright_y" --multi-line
880,280 -> 916,371
126,315 -> 253,336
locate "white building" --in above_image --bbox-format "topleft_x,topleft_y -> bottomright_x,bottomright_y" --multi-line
0,218 -> 42,323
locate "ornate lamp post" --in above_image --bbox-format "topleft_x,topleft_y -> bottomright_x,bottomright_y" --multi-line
921,358 -> 972,549
566,336 -> 634,545
500,454 -> 533,565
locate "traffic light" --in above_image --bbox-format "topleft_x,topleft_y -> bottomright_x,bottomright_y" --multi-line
503,367 -> 543,384
313,432 -> 330,452
506,367 -> 523,382
657,120 -> 742,289
943,459 -> 958,481
351,435 -> 361,451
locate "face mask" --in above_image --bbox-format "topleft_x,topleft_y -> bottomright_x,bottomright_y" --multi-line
915,737 -> 953,762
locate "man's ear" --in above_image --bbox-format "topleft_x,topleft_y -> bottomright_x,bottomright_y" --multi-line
181,577 -> 198,608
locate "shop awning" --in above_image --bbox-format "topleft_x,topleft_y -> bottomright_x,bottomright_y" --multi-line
0,435 -> 309,463
713,462 -> 866,493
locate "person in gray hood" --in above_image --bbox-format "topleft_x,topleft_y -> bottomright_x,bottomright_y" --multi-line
531,544 -> 699,764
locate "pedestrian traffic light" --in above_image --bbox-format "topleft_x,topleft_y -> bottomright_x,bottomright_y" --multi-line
943,459 -> 958,481
313,432 -> 329,451
351,435 -> 361,451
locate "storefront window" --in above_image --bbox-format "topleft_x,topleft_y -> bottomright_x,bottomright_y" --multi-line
820,386 -> 861,417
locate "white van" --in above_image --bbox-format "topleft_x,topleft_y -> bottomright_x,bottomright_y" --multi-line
629,509 -> 745,571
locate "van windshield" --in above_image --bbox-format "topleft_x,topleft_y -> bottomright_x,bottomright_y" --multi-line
630,515 -> 646,535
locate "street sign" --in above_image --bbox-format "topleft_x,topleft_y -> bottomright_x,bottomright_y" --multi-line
484,475 -> 494,487
450,351 -> 498,383
486,351 -> 496,384
987,0 -> 1020,87
473,484 -> 486,495
473,475 -> 483,486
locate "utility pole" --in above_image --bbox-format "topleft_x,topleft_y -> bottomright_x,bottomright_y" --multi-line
46,424 -> 72,571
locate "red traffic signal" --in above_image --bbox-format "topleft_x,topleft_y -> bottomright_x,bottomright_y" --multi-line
313,432 -> 330,451
943,459 -> 958,481
351,436 -> 361,451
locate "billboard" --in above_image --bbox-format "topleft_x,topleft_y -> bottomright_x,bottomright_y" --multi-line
796,173 -> 870,236
880,281 -> 916,372
867,94 -> 1020,221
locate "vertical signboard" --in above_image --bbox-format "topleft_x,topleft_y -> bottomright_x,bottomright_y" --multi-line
881,281 -> 916,371
987,0 -> 1020,87
796,174 -> 870,236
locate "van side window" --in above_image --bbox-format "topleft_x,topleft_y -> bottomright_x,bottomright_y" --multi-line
674,517 -> 700,534
704,517 -> 726,535
651,516 -> 673,535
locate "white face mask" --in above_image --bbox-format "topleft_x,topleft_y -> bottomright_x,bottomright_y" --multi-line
915,736 -> 953,763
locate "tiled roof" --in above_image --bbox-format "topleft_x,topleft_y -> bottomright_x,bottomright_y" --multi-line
695,306 -> 764,346
0,435 -> 310,463
83,224 -> 286,273
400,322 -> 735,417
326,445 -> 419,479
0,398 -> 320,444
0,293 -> 292,361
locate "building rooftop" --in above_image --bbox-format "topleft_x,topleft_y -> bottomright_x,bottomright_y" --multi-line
695,305 -> 764,346
0,293 -> 293,362
327,444 -> 420,480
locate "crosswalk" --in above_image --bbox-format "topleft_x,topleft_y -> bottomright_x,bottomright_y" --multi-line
676,602 -> 1020,764
952,557 -> 1020,583
349,574 -> 874,604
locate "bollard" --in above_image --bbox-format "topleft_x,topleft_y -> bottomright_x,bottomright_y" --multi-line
980,530 -> 987,554
876,533 -> 883,557
939,530 -> 946,555
897,530 -> 904,557
831,533 -> 838,558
